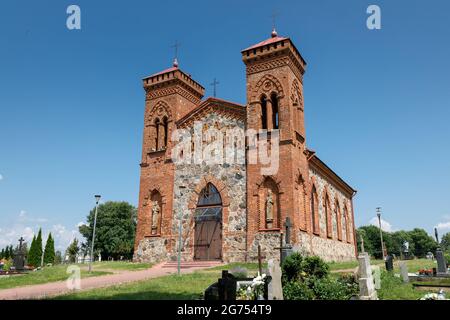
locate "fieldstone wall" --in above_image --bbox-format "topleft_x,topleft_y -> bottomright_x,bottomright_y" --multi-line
133,237 -> 168,263
296,231 -> 355,262
172,112 -> 247,263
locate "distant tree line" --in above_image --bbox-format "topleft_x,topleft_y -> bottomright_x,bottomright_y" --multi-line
0,228 -> 60,267
356,225 -> 449,259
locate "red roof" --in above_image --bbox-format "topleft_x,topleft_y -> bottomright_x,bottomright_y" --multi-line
243,35 -> 288,51
149,66 -> 178,77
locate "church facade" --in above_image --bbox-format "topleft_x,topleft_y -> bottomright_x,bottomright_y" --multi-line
133,31 -> 358,263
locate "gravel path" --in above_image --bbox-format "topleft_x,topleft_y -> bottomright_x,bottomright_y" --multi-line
0,261 -> 223,300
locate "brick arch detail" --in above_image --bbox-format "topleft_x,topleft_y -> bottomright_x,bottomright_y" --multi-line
309,177 -> 320,235
147,100 -> 173,123
188,175 -> 231,209
250,74 -> 285,103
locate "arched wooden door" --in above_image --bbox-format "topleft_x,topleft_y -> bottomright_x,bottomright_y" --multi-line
194,183 -> 222,261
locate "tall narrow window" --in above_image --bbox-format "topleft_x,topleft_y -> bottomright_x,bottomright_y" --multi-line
324,194 -> 332,238
162,116 -> 168,147
154,118 -> 160,150
260,95 -> 268,129
311,186 -> 319,234
271,93 -> 279,129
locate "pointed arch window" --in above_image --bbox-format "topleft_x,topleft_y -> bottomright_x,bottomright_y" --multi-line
195,183 -> 222,221
154,118 -> 160,150
271,93 -> 279,129
162,116 -> 169,147
324,194 -> 332,238
260,95 -> 268,130
335,200 -> 342,241
311,186 -> 319,235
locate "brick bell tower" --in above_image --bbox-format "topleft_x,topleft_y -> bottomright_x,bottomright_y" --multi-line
242,29 -> 311,259
134,59 -> 205,255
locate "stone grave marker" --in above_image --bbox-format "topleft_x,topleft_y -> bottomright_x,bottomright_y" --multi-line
267,259 -> 283,300
357,251 -> 378,300
13,237 -> 26,271
385,254 -> 394,272
399,261 -> 409,283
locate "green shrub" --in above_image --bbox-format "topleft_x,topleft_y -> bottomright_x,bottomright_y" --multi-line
281,253 -> 304,282
302,256 -> 329,279
283,279 -> 315,300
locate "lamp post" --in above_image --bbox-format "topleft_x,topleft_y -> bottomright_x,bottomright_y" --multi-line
88,195 -> 101,273
376,207 -> 386,260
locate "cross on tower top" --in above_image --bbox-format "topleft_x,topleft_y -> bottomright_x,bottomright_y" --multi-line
270,10 -> 279,37
210,78 -> 219,97
171,40 -> 181,67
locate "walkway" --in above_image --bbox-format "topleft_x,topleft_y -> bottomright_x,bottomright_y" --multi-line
0,261 -> 223,300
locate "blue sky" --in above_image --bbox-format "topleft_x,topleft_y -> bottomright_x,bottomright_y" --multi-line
1,0 -> 449,250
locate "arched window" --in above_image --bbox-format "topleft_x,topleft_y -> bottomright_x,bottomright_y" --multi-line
344,206 -> 351,243
311,186 -> 319,234
162,116 -> 169,147
298,177 -> 307,231
271,93 -> 279,129
324,194 -> 332,238
260,95 -> 268,130
154,118 -> 160,150
194,183 -> 223,260
196,183 -> 222,220
335,200 -> 342,241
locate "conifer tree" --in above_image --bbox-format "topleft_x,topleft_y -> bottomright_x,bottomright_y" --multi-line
43,233 -> 55,264
28,235 -> 38,267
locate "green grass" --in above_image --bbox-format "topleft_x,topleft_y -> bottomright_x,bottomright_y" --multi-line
393,259 -> 436,273
54,271 -> 221,300
0,265 -> 109,290
90,261 -> 152,271
378,271 -> 423,300
328,259 -> 384,271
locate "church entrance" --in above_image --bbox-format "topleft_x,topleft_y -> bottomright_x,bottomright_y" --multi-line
194,183 -> 223,261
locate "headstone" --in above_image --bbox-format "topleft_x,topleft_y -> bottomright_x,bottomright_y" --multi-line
399,261 -> 409,283
385,254 -> 394,272
267,259 -> 283,300
357,252 -> 378,300
13,237 -> 26,271
218,270 -> 237,300
372,265 -> 381,290
435,248 -> 448,275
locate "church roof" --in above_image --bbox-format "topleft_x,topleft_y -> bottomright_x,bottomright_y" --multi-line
306,148 -> 357,197
176,97 -> 245,128
242,35 -> 289,52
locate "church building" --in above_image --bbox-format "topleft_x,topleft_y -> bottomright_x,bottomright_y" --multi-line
133,29 -> 358,263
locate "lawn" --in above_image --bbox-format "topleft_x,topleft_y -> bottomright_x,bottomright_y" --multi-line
89,261 -> 152,271
0,264 -> 109,290
54,263 -> 261,300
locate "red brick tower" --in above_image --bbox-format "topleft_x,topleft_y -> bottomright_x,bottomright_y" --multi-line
242,30 -> 311,257
134,61 -> 204,254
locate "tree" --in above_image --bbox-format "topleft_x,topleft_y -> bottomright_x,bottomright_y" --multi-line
356,225 -> 392,259
79,201 -> 137,260
407,228 -> 437,258
54,251 -> 62,265
66,238 -> 79,263
28,235 -> 38,267
441,232 -> 450,253
43,233 -> 55,264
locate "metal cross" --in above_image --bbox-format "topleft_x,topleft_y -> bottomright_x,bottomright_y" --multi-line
284,217 -> 293,245
210,78 -> 219,97
270,10 -> 279,31
171,40 -> 180,60
18,237 -> 25,250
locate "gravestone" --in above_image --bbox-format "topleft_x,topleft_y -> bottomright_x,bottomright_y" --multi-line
267,259 -> 283,300
385,254 -> 394,272
399,261 -> 409,283
434,228 -> 448,275
13,237 -> 26,271
357,252 -> 378,300
435,248 -> 448,275
372,265 -> 381,290
275,218 -> 294,266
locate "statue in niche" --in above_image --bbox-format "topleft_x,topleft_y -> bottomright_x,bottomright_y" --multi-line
151,200 -> 161,234
265,189 -> 274,228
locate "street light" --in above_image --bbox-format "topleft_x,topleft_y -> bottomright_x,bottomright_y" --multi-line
88,195 -> 101,273
376,207 -> 386,260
